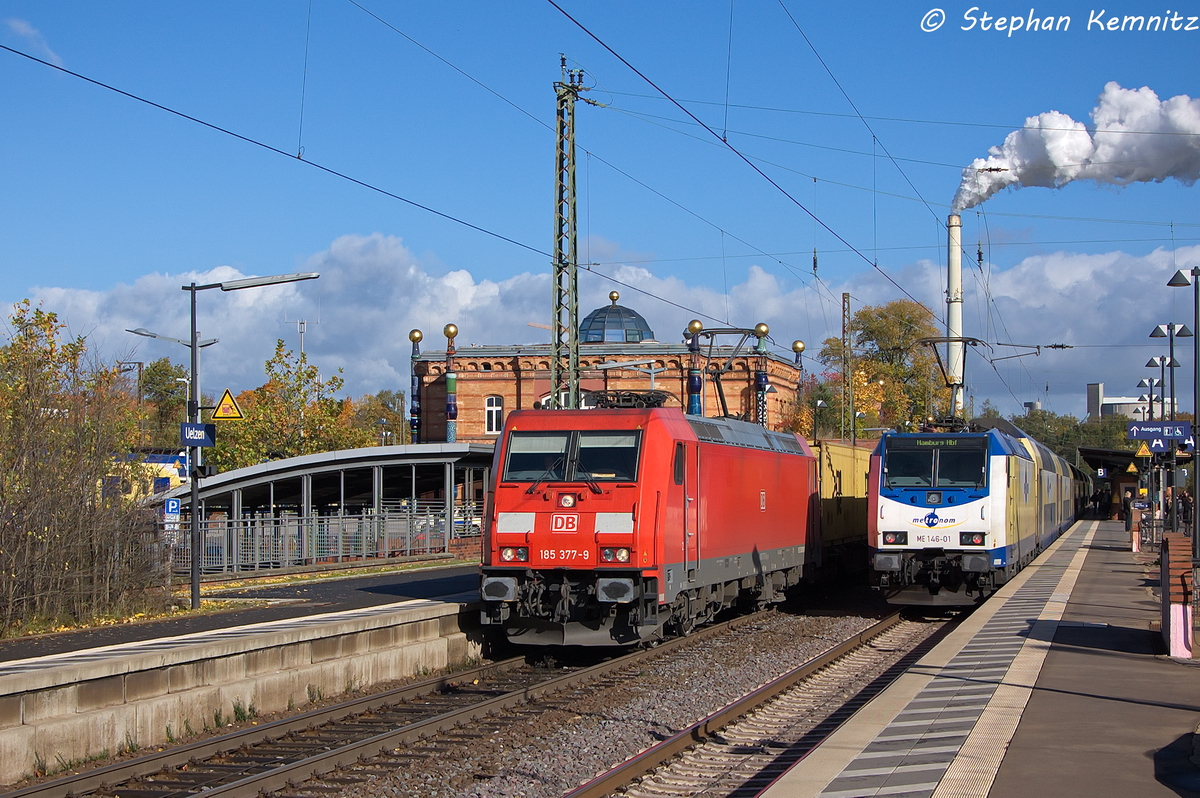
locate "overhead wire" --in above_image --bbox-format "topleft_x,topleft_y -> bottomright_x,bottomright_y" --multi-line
0,25 -> 844,355
545,0 -> 936,316
774,0 -> 944,229
0,44 -> 551,259
603,90 -> 1200,138
346,0 -> 841,318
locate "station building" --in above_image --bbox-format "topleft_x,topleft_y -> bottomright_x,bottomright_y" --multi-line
410,294 -> 805,444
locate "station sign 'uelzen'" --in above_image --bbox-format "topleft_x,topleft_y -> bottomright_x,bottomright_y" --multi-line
180,422 -> 216,448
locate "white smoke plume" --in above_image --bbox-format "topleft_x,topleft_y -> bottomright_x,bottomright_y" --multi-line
951,82 -> 1200,211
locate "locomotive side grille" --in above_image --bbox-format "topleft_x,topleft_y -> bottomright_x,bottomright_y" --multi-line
688,417 -> 806,453
689,421 -> 727,442
767,432 -> 806,453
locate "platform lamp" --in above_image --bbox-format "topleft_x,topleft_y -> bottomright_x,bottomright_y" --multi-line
1151,323 -> 1192,422
814,399 -> 828,440
685,320 -> 704,416
133,270 -> 318,610
752,323 -> 770,427
1138,377 -> 1160,421
1168,268 -> 1200,638
792,339 -> 807,436
1153,324 -> 1191,535
444,324 -> 459,443
409,329 -> 423,444
1144,368 -> 1167,524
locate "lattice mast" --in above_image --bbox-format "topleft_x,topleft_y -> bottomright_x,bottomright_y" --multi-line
548,57 -> 585,410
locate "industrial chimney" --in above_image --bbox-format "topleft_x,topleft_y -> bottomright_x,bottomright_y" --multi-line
947,214 -> 965,418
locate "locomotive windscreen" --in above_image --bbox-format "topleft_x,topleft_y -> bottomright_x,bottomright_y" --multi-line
883,436 -> 987,489
502,430 -> 642,482
576,432 -> 639,480
504,432 -> 569,480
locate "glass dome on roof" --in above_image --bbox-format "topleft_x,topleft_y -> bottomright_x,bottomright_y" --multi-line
580,292 -> 655,343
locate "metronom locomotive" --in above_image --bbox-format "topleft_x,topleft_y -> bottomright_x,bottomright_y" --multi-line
479,407 -> 820,645
869,418 -> 1090,606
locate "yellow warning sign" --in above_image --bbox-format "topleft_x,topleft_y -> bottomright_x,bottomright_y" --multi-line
1127,463 -> 1139,474
1135,441 -> 1152,457
212,389 -> 244,421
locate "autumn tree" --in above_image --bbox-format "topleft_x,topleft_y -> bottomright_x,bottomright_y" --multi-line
818,299 -> 950,436
0,301 -> 163,632
1011,409 -> 1135,465
209,341 -> 374,470
140,357 -> 188,448
351,389 -> 408,445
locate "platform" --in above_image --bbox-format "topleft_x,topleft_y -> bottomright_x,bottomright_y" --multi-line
0,562 -> 478,663
764,519 -> 1200,798
0,593 -> 481,783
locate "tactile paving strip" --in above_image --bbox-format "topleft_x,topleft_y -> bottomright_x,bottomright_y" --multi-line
816,523 -> 1097,798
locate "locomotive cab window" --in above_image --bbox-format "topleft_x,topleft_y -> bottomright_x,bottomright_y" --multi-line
673,443 -> 685,485
883,437 -> 987,489
937,446 -> 987,488
502,430 -> 641,483
884,449 -> 934,487
576,432 -> 640,481
504,432 -> 569,481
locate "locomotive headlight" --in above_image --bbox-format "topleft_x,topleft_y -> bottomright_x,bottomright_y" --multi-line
959,532 -> 986,546
559,493 -> 576,508
601,547 -> 630,563
500,547 -> 529,562
882,531 -> 908,545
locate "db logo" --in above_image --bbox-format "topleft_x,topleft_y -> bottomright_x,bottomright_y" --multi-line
551,514 -> 579,532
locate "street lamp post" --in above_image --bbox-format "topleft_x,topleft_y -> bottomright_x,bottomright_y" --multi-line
1152,323 -> 1193,534
685,320 -> 704,416
444,324 -> 458,443
1168,269 -> 1200,658
130,271 -> 318,610
814,399 -> 828,440
409,329 -> 423,444
1139,375 -> 1161,421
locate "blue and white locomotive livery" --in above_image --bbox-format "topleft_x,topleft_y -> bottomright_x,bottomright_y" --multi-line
868,418 -> 1090,606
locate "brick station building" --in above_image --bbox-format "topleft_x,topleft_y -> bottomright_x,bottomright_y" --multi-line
411,295 -> 803,444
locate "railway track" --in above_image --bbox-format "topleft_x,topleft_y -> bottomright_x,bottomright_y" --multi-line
2,611 -> 775,798
564,615 -> 950,798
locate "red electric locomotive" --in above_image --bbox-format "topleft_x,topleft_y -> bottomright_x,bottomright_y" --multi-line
479,407 -> 819,645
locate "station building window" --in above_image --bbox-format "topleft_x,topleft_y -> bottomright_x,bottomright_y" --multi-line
486,395 -> 504,434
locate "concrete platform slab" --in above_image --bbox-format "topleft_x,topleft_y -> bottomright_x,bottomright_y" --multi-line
763,520 -> 1200,798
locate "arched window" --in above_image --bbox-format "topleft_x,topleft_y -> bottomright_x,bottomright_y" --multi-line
486,395 -> 504,434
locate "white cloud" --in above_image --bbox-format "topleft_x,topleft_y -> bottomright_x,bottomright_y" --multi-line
14,233 -> 1195,420
5,19 -> 63,67
829,244 -> 1200,416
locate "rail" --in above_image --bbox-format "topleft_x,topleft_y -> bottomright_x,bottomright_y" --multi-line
563,613 -> 907,798
4,609 -> 772,798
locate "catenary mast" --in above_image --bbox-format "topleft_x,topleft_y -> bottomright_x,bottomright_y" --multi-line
548,57 -> 584,410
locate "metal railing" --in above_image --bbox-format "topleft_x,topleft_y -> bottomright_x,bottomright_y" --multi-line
162,501 -> 481,574
1140,516 -> 1164,552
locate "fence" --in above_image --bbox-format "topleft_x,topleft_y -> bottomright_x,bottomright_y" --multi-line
163,500 -> 482,574
1140,516 -> 1164,553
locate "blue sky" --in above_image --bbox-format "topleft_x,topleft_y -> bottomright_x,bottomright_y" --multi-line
1,1 -> 1198,417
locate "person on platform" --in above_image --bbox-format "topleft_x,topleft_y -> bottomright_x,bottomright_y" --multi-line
1123,489 -> 1134,533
